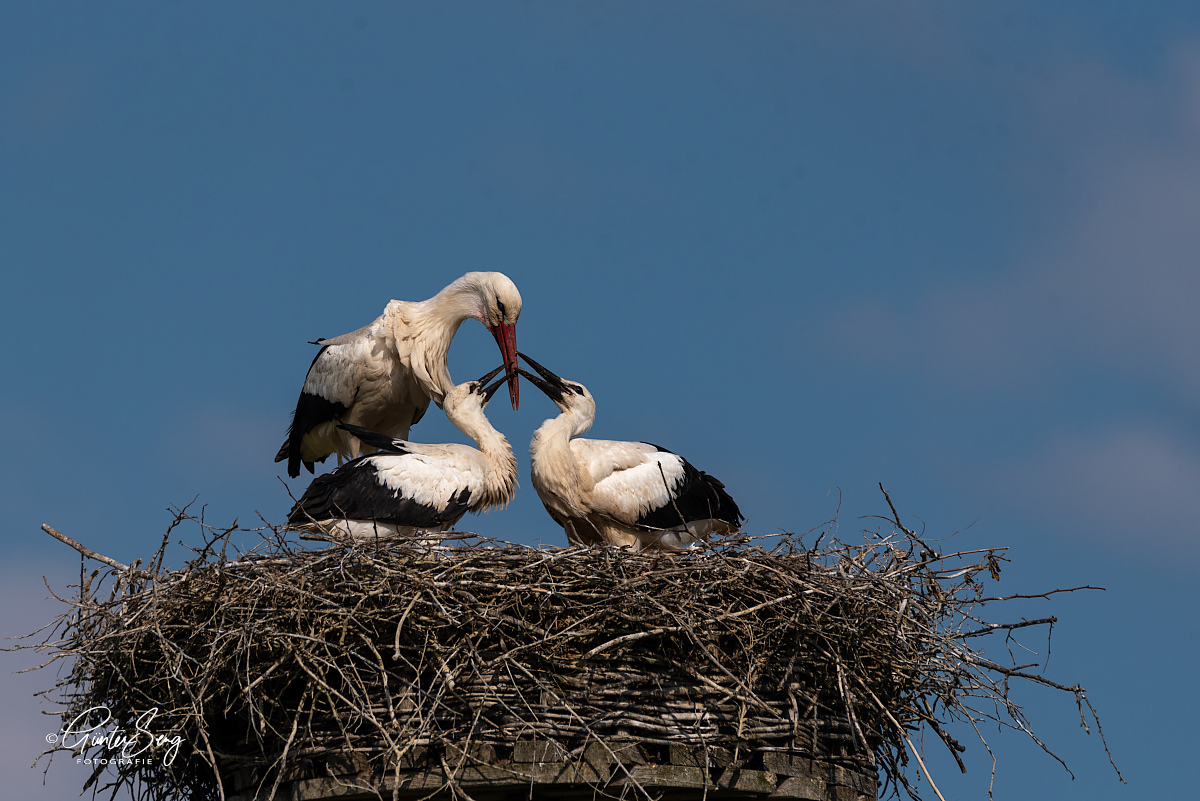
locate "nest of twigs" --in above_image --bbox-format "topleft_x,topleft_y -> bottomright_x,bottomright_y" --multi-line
20,489 -> 1120,801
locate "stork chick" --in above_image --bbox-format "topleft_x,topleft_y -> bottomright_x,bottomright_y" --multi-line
286,364 -> 518,542
518,352 -> 743,551
277,271 -> 522,477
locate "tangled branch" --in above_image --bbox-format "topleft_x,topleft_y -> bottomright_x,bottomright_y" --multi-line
13,492 -> 1120,800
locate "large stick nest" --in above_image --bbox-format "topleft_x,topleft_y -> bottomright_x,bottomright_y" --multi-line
21,491 -> 1119,801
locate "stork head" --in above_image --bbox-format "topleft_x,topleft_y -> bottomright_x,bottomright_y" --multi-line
444,363 -> 510,416
516,352 -> 595,418
444,364 -> 516,472
463,272 -> 522,412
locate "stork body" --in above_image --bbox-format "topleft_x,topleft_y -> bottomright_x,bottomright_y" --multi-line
286,366 -> 518,541
276,272 -> 522,478
519,353 -> 743,551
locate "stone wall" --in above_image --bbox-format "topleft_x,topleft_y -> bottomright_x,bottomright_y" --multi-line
227,739 -> 877,801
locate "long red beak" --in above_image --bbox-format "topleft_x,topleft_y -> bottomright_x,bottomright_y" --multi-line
490,322 -> 519,410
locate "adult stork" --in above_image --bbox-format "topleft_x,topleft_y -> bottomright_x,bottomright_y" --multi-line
286,364 -> 518,541
276,271 -> 522,478
517,352 -> 744,551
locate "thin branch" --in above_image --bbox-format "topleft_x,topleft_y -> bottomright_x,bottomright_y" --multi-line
40,524 -> 131,573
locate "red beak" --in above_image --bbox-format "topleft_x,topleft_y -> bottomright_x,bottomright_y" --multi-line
490,322 -> 519,410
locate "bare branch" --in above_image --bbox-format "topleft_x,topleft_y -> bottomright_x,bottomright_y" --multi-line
15,493 -> 1120,801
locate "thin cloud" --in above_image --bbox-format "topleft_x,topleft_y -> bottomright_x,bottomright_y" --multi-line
831,42 -> 1200,402
171,406 -> 287,475
986,422 -> 1200,551
829,43 -> 1200,553
0,560 -> 107,799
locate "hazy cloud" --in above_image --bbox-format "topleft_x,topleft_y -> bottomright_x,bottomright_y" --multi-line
832,43 -> 1200,401
829,43 -> 1200,550
0,560 -> 103,799
171,406 -> 286,475
7,62 -> 96,144
986,422 -> 1200,550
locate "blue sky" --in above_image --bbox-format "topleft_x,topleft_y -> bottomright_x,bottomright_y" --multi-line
3,2 -> 1196,797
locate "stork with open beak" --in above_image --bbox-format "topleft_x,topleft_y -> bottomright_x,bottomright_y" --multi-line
286,364 -> 518,542
517,352 -> 744,551
276,272 -> 522,478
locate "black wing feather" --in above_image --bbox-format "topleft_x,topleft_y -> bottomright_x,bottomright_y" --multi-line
634,444 -> 744,530
280,344 -> 351,478
338,424 -> 410,455
287,458 -> 473,529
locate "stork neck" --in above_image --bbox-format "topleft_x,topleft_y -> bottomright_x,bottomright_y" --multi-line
387,282 -> 483,403
447,403 -> 502,456
564,403 -> 595,438
531,407 -> 590,457
446,402 -> 517,508
529,412 -> 590,509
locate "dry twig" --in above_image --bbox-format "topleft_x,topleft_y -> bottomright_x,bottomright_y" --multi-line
12,491 -> 1120,800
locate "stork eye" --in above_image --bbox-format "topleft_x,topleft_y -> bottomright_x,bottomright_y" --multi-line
570,384 -> 585,396
496,298 -> 507,318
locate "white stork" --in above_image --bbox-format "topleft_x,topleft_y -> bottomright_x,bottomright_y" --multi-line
517,352 -> 744,551
286,364 -> 518,541
276,271 -> 522,478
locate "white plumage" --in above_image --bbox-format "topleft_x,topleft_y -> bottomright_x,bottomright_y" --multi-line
286,365 -> 518,542
518,353 -> 744,551
276,272 -> 522,478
